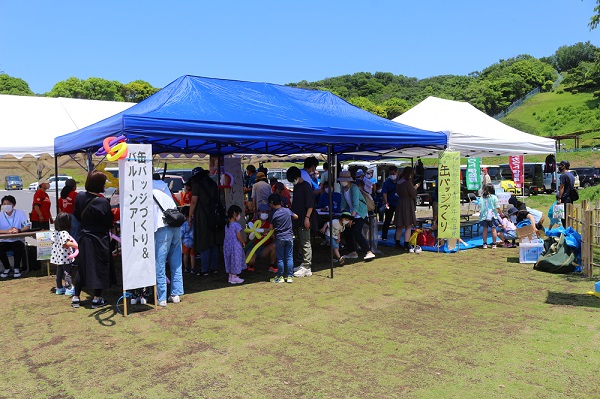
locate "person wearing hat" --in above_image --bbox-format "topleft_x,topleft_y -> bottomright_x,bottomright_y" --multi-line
355,169 -> 373,195
287,166 -> 318,277
31,178 -> 53,230
557,160 -> 575,227
338,170 -> 375,261
497,207 -> 519,248
188,166 -> 223,276
59,178 -> 80,241
252,171 -> 272,218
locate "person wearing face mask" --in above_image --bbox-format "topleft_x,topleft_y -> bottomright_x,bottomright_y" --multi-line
557,160 -> 575,227
244,165 -> 257,202
31,178 -> 54,230
319,211 -> 352,265
316,181 -> 342,213
338,170 -> 375,261
300,156 -> 321,195
0,195 -> 30,278
287,166 -> 318,277
381,166 -> 399,241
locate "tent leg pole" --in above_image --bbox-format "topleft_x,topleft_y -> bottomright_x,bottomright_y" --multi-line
54,155 -> 59,215
328,145 -> 334,279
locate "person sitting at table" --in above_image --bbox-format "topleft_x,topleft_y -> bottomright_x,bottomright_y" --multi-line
31,178 -> 53,230
0,195 -> 31,278
316,180 -> 342,213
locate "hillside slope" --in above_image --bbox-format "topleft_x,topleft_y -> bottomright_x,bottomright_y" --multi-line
502,90 -> 600,149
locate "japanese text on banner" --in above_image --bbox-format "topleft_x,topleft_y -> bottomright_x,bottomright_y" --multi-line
119,144 -> 156,291
509,155 -> 524,189
466,158 -> 481,191
437,151 -> 461,239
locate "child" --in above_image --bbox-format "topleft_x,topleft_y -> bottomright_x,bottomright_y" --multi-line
51,213 -> 78,296
478,183 -> 501,249
224,205 -> 246,284
180,206 -> 197,274
245,204 -> 277,273
268,194 -> 298,283
498,207 -> 518,248
319,212 -> 349,265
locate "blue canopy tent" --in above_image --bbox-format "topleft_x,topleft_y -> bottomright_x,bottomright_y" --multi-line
54,75 -> 447,157
53,75 -> 447,279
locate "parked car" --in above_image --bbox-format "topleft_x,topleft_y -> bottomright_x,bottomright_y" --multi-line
163,174 -> 185,193
572,167 -> 599,188
48,175 -> 73,192
28,182 -> 38,190
415,167 -> 437,206
543,172 -> 556,193
4,175 -> 22,190
558,171 -> 581,190
267,168 -> 294,191
499,163 -> 543,196
154,168 -> 192,182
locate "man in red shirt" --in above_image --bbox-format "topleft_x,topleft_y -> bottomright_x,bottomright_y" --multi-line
31,179 -> 53,229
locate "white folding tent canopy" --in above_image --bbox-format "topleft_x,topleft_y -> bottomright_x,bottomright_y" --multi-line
0,95 -> 135,159
390,96 -> 556,158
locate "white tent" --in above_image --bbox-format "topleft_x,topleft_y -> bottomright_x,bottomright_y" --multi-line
391,96 -> 556,158
0,95 -> 135,159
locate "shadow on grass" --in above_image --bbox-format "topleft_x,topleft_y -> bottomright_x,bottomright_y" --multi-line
89,305 -> 118,327
506,257 -> 520,264
545,291 -> 600,308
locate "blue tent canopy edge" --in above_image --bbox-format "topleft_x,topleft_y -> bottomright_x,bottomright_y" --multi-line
54,75 -> 447,157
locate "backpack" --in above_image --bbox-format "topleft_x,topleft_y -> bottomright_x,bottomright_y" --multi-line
570,188 -> 579,202
359,189 -> 375,212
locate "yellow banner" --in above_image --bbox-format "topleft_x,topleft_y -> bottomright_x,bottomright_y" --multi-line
437,151 -> 461,238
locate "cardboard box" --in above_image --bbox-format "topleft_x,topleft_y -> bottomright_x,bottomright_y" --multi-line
519,240 -> 544,263
516,224 -> 536,242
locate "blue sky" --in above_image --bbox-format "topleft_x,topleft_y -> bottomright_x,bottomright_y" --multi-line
1,0 -> 598,94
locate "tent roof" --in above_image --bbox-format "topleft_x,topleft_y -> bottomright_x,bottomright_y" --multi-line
0,95 -> 135,159
392,96 -> 556,157
54,75 -> 447,156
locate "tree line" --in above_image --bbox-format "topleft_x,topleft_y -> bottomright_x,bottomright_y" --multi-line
0,42 -> 598,113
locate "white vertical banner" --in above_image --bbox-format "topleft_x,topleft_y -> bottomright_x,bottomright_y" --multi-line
119,144 -> 156,291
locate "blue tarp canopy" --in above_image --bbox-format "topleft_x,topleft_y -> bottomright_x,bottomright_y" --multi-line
54,75 -> 447,156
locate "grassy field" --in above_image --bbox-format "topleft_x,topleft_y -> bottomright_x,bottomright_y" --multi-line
2,238 -> 600,399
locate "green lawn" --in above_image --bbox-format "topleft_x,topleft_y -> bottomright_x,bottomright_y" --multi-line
2,241 -> 600,398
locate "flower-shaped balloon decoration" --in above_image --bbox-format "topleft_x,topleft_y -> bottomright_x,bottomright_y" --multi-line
244,220 -> 265,240
95,135 -> 128,162
244,219 -> 274,264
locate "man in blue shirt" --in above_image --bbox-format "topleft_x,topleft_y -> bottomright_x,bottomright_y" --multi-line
381,166 -> 399,241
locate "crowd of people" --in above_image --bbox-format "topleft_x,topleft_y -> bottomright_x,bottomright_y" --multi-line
0,157 -> 569,308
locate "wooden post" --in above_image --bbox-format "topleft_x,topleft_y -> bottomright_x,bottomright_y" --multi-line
123,290 -> 128,317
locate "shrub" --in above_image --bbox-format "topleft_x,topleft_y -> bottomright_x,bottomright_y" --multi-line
556,89 -> 564,94
571,89 -> 579,94
594,90 -> 600,98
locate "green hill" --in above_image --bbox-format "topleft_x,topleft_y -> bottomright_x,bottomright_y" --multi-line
497,88 -> 600,167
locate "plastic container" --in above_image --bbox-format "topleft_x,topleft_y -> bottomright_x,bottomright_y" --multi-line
519,240 -> 544,264
595,281 -> 600,294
